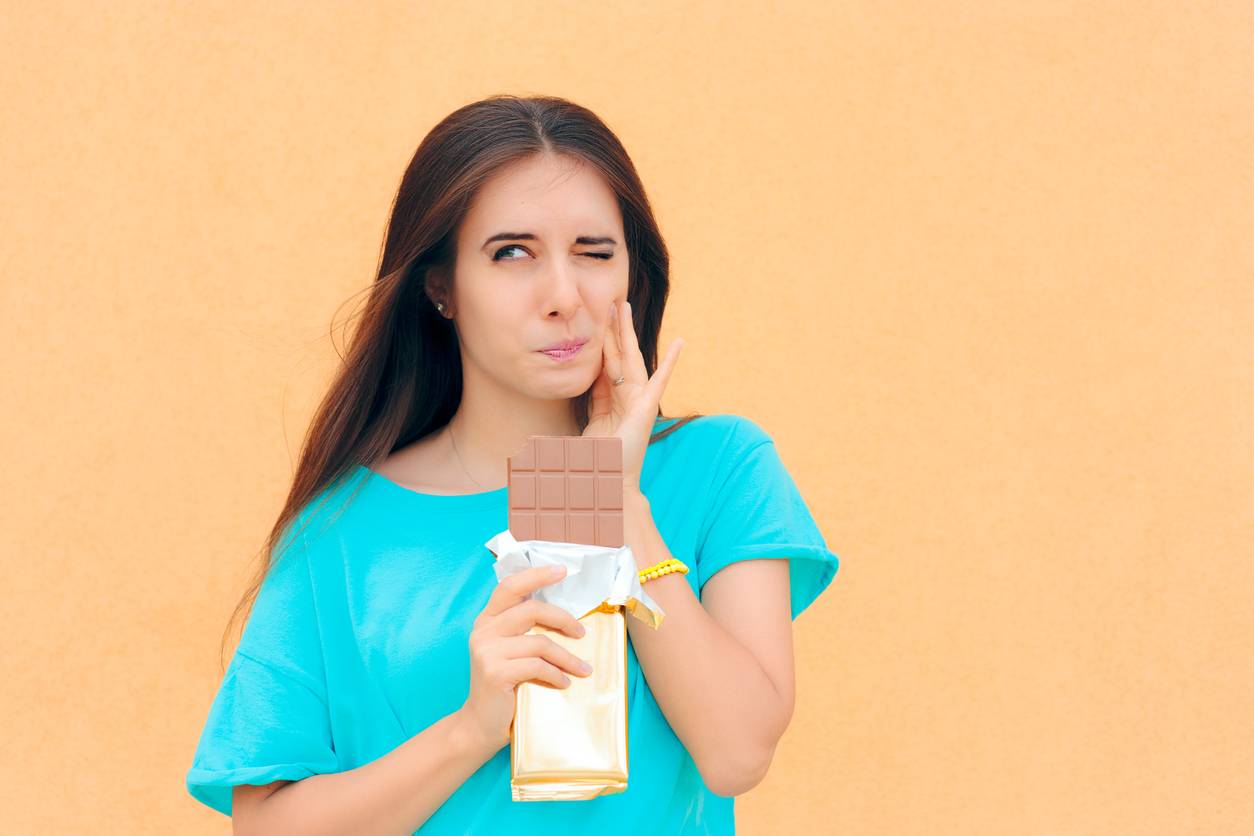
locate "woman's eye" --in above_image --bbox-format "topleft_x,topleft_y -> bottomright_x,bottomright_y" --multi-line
492,245 -> 528,261
491,246 -> 614,262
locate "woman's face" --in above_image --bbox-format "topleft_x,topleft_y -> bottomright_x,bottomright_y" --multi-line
447,152 -> 629,400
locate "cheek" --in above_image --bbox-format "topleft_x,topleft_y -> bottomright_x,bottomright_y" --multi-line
456,296 -> 527,351
584,275 -> 627,313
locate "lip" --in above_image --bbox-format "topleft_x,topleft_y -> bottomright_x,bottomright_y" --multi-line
538,338 -> 588,352
536,338 -> 587,362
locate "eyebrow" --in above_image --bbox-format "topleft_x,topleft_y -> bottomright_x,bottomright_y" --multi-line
482,232 -> 618,247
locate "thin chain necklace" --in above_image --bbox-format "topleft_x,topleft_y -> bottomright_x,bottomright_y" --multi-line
446,421 -> 487,490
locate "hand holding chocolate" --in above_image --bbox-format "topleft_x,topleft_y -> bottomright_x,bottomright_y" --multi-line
458,562 -> 592,754
483,434 -> 664,801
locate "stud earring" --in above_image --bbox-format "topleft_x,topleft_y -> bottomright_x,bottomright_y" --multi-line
435,301 -> 446,315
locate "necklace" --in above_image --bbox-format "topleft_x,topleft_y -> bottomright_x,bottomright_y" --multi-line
446,421 -> 487,490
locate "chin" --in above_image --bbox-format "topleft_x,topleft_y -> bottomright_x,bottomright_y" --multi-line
534,370 -> 599,399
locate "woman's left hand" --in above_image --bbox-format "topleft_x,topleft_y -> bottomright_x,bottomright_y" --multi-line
583,299 -> 683,492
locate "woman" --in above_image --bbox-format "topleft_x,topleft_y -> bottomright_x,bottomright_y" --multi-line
186,94 -> 840,835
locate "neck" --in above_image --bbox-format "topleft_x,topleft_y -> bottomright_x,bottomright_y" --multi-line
444,374 -> 582,491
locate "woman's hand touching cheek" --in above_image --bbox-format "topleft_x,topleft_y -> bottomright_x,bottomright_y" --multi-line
582,299 -> 683,492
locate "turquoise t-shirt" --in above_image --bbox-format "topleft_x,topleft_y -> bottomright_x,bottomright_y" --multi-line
186,413 -> 840,833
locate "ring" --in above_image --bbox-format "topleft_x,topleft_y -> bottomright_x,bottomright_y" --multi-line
612,375 -> 626,386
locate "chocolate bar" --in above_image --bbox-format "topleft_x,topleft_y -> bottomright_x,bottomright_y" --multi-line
506,435 -> 629,801
507,435 -> 625,548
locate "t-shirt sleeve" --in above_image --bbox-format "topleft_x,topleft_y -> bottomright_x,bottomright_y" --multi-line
186,517 -> 338,817
694,418 -> 841,620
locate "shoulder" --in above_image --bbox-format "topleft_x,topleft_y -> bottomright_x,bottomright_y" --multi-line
647,414 -> 778,504
279,467 -> 371,559
659,412 -> 774,456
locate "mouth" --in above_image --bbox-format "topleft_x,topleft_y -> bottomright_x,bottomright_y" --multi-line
536,338 -> 587,362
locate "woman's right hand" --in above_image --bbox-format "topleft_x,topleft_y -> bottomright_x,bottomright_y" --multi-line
457,564 -> 595,752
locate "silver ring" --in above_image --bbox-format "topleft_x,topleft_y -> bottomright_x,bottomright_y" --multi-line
612,375 -> 626,386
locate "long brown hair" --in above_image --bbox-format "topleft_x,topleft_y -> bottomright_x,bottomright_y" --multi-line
219,94 -> 702,670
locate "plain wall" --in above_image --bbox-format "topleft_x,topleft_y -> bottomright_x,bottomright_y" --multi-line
1,2 -> 1250,833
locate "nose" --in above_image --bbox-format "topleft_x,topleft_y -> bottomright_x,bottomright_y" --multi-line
543,262 -> 583,320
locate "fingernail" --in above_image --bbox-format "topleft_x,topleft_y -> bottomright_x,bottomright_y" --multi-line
549,565 -> 566,576
579,660 -> 593,674
609,302 -> 617,320
577,623 -> 587,636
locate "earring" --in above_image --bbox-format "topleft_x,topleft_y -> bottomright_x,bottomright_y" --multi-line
435,301 -> 446,315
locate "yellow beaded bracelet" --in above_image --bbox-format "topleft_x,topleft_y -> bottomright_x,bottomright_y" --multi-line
638,557 -> 689,584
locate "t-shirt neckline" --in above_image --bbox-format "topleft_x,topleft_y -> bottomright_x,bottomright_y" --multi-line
354,464 -> 508,511
354,418 -> 680,512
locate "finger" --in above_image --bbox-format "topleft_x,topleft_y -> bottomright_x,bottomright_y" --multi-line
504,657 -> 572,690
587,368 -> 613,425
483,564 -> 567,617
503,634 -> 594,678
602,301 -> 624,384
619,300 -> 648,383
645,337 -> 684,405
494,598 -> 586,639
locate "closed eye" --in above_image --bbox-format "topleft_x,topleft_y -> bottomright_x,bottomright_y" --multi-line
492,245 -> 614,262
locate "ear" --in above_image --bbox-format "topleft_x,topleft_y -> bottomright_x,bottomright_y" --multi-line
424,265 -> 453,317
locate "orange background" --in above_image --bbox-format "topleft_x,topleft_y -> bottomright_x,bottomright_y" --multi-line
2,3 -> 1251,833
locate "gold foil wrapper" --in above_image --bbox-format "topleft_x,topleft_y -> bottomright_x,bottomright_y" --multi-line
483,529 -> 664,801
511,601 -> 628,800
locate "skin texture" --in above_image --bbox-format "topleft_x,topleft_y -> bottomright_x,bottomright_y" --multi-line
232,152 -> 794,832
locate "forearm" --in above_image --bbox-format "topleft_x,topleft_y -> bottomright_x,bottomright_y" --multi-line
623,490 -> 788,795
238,709 -> 499,836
